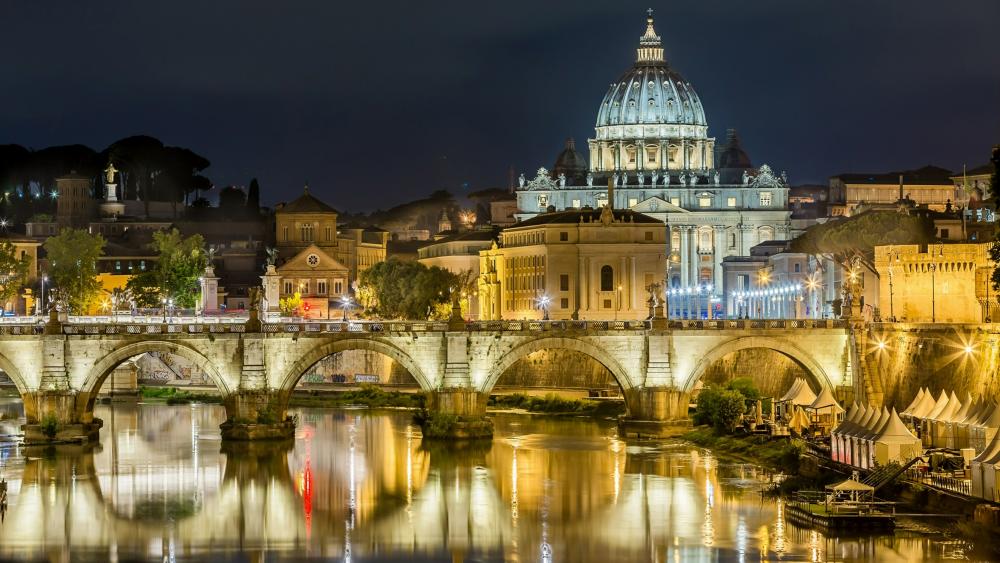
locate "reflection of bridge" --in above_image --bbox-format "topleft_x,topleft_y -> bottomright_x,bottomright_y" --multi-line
0,317 -> 855,442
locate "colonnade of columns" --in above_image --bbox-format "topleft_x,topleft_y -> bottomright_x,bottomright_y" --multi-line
588,138 -> 715,172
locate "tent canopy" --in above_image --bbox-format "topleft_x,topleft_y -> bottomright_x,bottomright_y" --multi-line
826,478 -> 875,492
809,387 -> 845,414
874,409 -> 920,445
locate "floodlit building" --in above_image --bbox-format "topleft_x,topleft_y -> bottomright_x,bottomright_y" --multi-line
828,165 -> 959,216
874,242 -> 995,323
274,186 -> 388,318
417,228 -> 499,319
512,12 -> 792,317
478,204 -> 666,321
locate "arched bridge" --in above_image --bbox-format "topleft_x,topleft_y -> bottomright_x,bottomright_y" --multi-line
0,317 -> 854,443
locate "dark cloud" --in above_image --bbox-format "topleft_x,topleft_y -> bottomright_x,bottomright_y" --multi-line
1,0 -> 997,210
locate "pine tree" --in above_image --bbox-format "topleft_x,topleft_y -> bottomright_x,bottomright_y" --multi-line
246,178 -> 261,213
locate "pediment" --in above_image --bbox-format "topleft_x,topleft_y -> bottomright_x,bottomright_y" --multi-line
277,244 -> 349,273
631,196 -> 689,214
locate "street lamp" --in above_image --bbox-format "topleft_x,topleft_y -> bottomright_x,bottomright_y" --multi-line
340,294 -> 353,321
38,275 -> 48,316
886,249 -> 900,322
536,294 -> 551,320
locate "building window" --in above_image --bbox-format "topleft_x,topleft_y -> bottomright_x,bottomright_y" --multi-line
560,274 -> 569,291
282,226 -> 289,242
940,228 -> 950,238
538,194 -> 548,207
698,197 -> 711,208
571,199 -> 581,208
644,231 -> 653,241
283,281 -> 293,294
600,265 -> 614,291
628,198 -> 638,207
317,280 -> 328,294
334,280 -> 343,294
758,226 -> 774,243
561,297 -> 570,309
670,197 -> 680,207
559,231 -> 568,242
671,230 -> 681,250
793,263 -> 801,273
603,299 -> 613,309
759,192 -> 772,207
301,223 -> 314,241
325,226 -> 332,241
728,232 -> 736,249
596,197 -> 608,207
727,197 -> 737,207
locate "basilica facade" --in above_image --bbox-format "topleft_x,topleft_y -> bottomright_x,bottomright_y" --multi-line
513,12 -> 792,315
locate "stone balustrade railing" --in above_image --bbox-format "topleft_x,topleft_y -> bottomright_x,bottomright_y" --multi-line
0,317 -> 848,336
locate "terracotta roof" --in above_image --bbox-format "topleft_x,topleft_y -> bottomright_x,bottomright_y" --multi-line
278,187 -> 338,214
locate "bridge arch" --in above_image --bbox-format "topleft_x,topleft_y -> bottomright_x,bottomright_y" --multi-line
482,336 -> 635,395
278,337 -> 434,392
0,350 -> 28,393
683,335 -> 832,393
83,340 -> 233,397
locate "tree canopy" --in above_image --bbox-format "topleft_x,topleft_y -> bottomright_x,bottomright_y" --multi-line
44,229 -> 105,313
790,210 -> 935,268
987,146 -> 1000,289
357,258 -> 457,320
0,241 -> 31,309
126,229 -> 208,308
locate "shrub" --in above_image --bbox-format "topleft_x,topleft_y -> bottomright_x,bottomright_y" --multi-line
40,413 -> 59,439
695,385 -> 748,432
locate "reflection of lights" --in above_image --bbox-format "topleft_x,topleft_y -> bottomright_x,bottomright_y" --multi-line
511,445 -> 519,524
774,499 -> 787,555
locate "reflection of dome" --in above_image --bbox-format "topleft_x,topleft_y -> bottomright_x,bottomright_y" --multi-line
594,13 -> 707,130
553,138 -> 588,183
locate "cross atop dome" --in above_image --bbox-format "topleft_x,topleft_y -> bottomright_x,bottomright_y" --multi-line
637,9 -> 664,64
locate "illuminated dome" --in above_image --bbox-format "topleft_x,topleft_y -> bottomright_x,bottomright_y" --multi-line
588,11 -> 714,173
594,12 -> 707,133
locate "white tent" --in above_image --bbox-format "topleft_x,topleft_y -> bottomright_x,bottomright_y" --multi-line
808,387 -> 845,433
921,390 -> 952,446
908,387 -> 938,422
972,403 -> 1000,453
859,407 -> 890,469
950,396 -> 981,450
901,388 -> 926,418
872,408 -> 922,466
930,391 -> 962,449
832,402 -> 860,463
972,431 -> 1000,500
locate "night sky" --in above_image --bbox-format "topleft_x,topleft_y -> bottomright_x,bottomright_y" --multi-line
2,1 -> 998,211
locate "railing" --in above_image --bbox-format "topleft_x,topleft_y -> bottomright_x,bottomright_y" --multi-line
0,317 -> 850,336
903,468 -> 973,497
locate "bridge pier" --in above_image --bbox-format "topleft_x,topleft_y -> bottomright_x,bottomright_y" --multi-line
21,391 -> 103,445
220,389 -> 296,441
618,387 -> 691,439
422,389 -> 494,439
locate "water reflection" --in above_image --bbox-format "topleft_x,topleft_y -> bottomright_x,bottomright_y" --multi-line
0,401 -> 971,561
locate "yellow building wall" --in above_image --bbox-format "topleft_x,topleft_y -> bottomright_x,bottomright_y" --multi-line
88,273 -> 132,315
875,243 -> 993,323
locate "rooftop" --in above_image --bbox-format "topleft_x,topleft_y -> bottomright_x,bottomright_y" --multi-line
277,186 -> 339,214
512,208 -> 663,228
832,165 -> 954,186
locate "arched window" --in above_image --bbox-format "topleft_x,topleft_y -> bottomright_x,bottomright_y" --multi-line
600,265 -> 614,291
758,226 -> 774,244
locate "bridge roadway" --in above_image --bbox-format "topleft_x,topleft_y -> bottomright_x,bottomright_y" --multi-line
0,314 -> 854,443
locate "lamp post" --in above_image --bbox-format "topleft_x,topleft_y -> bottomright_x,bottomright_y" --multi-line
340,294 -> 353,321
886,249 -> 899,322
38,275 -> 48,316
536,294 -> 551,320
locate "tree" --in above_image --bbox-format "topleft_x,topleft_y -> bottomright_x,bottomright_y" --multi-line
0,241 -> 31,309
790,210 -> 935,271
44,229 -> 105,313
218,186 -> 247,213
694,386 -> 749,433
246,178 -> 261,212
126,229 -> 207,308
279,292 -> 303,316
987,146 -> 1000,289
357,258 -> 457,319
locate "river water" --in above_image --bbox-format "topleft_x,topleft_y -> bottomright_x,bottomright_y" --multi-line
0,400 -> 977,562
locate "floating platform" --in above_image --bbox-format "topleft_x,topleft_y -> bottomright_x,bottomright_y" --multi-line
786,503 -> 895,534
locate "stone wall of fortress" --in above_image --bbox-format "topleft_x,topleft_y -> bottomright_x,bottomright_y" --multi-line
863,324 -> 1000,409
